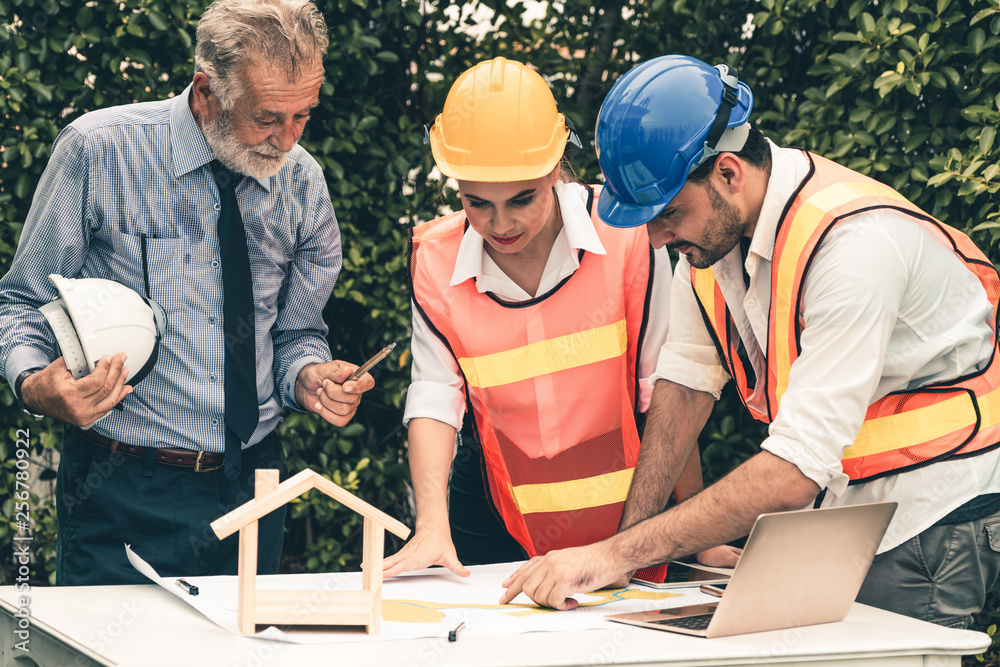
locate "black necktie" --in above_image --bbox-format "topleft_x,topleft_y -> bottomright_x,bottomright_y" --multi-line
739,235 -> 752,289
736,235 -> 757,388
212,160 -> 259,480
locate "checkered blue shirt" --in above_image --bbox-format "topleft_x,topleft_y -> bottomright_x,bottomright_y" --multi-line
0,85 -> 341,452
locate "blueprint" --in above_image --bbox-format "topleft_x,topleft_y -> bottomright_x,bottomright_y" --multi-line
126,545 -> 718,644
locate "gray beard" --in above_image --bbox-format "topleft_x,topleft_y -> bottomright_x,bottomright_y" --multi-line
202,107 -> 290,180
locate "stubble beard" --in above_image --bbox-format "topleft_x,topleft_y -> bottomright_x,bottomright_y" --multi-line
685,184 -> 748,269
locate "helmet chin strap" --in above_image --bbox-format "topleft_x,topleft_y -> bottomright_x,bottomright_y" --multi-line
562,111 -> 583,149
697,63 -> 742,167
132,232 -> 168,387
128,297 -> 168,387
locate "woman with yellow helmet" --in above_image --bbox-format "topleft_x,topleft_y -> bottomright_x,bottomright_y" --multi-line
384,58 -> 739,578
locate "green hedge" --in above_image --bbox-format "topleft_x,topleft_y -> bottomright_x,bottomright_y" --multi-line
2,0 -> 999,586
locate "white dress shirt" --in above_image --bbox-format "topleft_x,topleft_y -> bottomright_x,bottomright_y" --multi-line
404,180 -> 673,429
654,142 -> 1000,552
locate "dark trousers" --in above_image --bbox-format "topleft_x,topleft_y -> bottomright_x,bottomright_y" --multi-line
856,510 -> 1000,628
449,431 -> 527,566
56,428 -> 287,586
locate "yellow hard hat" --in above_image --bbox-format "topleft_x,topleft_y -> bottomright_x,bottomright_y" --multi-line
428,58 -> 571,182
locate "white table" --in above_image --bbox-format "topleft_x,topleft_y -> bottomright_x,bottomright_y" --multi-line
0,581 -> 989,667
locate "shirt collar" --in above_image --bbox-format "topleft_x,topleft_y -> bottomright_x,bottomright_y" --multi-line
748,140 -> 809,262
170,85 -> 214,179
169,84 -> 271,191
449,181 -> 606,289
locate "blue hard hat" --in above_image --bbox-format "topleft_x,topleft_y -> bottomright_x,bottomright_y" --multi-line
596,55 -> 754,228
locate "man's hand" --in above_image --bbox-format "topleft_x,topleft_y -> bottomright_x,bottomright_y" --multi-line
21,353 -> 132,426
294,360 -> 375,426
695,544 -> 742,568
499,544 -> 628,610
383,526 -> 471,579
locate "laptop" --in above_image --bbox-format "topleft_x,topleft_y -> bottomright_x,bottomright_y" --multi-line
606,501 -> 897,638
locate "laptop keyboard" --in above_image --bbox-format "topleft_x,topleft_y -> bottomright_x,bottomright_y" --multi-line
651,614 -> 714,630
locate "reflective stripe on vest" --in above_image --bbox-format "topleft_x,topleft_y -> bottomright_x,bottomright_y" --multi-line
409,184 -> 654,554
459,319 -> 628,389
510,468 -> 635,514
691,269 -> 769,423
691,152 -> 1000,483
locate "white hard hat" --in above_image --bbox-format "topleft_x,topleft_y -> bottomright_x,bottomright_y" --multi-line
39,274 -> 167,385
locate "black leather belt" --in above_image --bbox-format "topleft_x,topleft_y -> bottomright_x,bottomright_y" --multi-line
70,426 -> 225,473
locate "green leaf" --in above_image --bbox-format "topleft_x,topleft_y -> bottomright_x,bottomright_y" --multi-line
357,115 -> 378,131
176,27 -> 192,50
826,76 -> 851,97
962,160 -> 985,178
969,28 -> 985,55
341,423 -> 365,438
983,62 -> 1000,74
14,173 -> 31,199
981,126 -> 997,154
76,7 -> 93,30
875,115 -> 897,135
147,11 -> 169,32
927,172 -> 954,186
850,107 -> 873,123
938,66 -> 961,85
26,81 -> 52,102
904,130 -> 931,151
970,8 -> 999,26
860,12 -> 876,34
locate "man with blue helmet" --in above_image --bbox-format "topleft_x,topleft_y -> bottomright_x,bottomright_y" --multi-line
501,55 -> 1000,627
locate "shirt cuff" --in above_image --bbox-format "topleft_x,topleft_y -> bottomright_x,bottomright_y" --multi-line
650,345 -> 731,399
281,355 -> 326,412
5,345 -> 54,394
403,380 -> 466,429
637,376 -> 654,413
760,431 -> 850,497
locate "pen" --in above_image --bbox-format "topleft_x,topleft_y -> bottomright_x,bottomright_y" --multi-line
700,583 -> 726,598
448,621 -> 465,642
347,342 -> 397,381
175,578 -> 199,596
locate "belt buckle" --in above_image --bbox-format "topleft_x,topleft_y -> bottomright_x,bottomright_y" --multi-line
194,451 -> 207,473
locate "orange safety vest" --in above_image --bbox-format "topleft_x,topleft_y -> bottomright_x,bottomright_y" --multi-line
408,185 -> 655,555
691,152 -> 1000,483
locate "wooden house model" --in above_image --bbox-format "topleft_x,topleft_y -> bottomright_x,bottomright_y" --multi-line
210,468 -> 411,635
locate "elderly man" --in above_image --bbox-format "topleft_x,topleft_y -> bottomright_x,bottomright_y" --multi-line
500,55 -> 1000,628
0,0 -> 370,585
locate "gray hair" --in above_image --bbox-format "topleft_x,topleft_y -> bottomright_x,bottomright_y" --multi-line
194,0 -> 329,107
